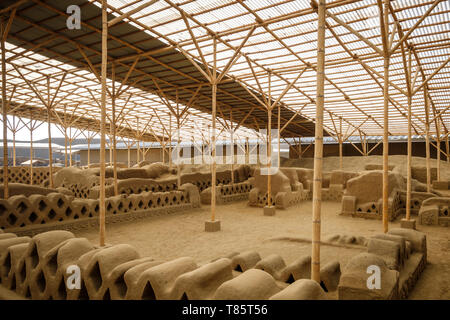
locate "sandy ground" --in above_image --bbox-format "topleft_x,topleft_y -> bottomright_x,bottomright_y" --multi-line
73,198 -> 450,300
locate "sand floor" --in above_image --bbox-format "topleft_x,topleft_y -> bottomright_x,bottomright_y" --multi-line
73,198 -> 450,300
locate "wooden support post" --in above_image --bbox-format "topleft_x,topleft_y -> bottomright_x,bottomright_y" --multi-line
46,76 -> 54,188
169,113 -> 172,169
211,37 -> 217,223
29,111 -> 33,185
64,105 -> 68,167
436,121 -> 441,181
245,136 -> 249,164
424,86 -> 431,193
87,137 -> 91,166
311,0 -> 325,283
176,90 -> 181,188
381,0 -> 390,233
99,0 -> 107,247
298,138 -> 302,159
446,135 -> 449,163
406,51 -> 413,221
277,104 -> 281,168
136,117 -> 140,164
1,20 -> 9,198
111,63 -> 118,196
339,117 -> 343,170
69,129 -> 73,166
267,71 -> 272,209
230,110 -> 234,184
12,128 -> 16,167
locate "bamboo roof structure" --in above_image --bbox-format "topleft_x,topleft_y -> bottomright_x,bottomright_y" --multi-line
0,0 -> 449,143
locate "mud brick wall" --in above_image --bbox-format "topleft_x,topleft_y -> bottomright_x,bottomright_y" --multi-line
0,167 -> 61,186
0,230 -> 335,300
0,184 -> 199,231
201,181 -> 254,205
419,197 -> 450,227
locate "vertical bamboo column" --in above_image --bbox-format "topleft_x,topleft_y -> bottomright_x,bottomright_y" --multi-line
46,77 -> 54,188
436,121 -> 441,181
381,1 -> 390,233
69,128 -> 73,166
127,142 -> 131,168
230,110 -> 234,184
245,136 -> 249,164
29,111 -> 33,185
210,37 -> 217,223
1,22 -> 9,198
298,138 -> 302,158
13,127 -> 16,167
86,125 -> 91,167
267,71 -> 272,208
136,117 -> 140,164
424,87 -> 431,193
87,138 -> 91,166
63,106 -> 68,167
111,63 -> 118,196
405,46 -> 413,221
176,90 -> 181,188
169,113 -> 172,169
99,0 -> 107,247
277,104 -> 281,168
446,134 -> 449,163
406,85 -> 412,221
339,117 -> 343,170
311,0 -> 325,283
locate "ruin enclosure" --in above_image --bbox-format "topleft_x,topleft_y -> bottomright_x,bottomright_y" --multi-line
0,0 -> 449,311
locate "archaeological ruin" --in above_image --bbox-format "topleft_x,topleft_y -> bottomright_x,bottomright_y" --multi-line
0,0 -> 449,307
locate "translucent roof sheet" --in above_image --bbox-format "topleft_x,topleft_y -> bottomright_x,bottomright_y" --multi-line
1,0 -> 449,145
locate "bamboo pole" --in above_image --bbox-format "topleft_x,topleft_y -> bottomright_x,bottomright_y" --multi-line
47,77 -> 54,188
112,63 -> 118,196
277,104 -> 281,168
406,47 -> 412,221
230,110 -> 234,184
406,90 -> 412,220
211,36 -> 217,222
267,105 -> 272,207
169,113 -> 172,169
381,0 -> 390,234
64,105 -> 68,167
436,121 -> 441,181
29,112 -> 33,185
136,117 -> 140,164
245,136 -> 249,164
69,129 -> 73,166
12,129 -> 16,167
311,0 -> 325,283
87,137 -> 91,167
176,90 -> 181,188
127,142 -> 131,167
267,70 -> 272,208
1,21 -> 9,198
298,138 -> 302,159
339,117 -> 343,170
446,135 -> 449,163
99,0 -> 107,247
424,86 -> 431,193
